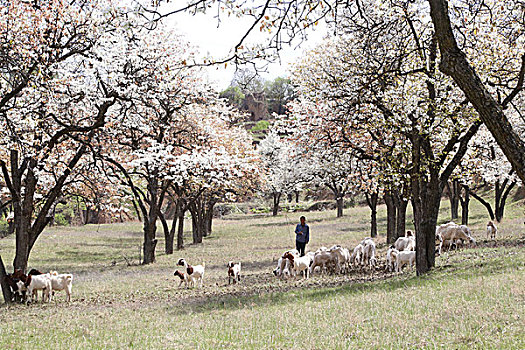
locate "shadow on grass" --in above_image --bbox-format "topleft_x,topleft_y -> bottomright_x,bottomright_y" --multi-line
168,247 -> 523,317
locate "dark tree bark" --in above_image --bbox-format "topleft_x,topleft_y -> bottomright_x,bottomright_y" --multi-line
205,199 -> 217,236
470,177 -> 516,223
365,192 -> 378,237
189,196 -> 207,244
131,199 -> 142,222
326,181 -> 346,218
141,176 -> 163,264
158,209 -> 176,255
392,189 -> 409,240
272,192 -> 281,216
495,179 -> 516,222
409,128 -> 443,276
2,146 -> 87,271
446,179 -> 460,221
470,191 -> 495,221
384,193 -> 397,244
177,209 -> 185,250
427,0 -> 525,185
459,185 -> 470,225
0,255 -> 13,304
336,196 -> 344,218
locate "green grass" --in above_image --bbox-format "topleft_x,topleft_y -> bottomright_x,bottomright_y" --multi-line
0,197 -> 524,349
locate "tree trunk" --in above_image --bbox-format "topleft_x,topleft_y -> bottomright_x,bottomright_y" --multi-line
411,163 -> 441,276
159,210 -> 176,255
495,179 -> 516,222
413,188 -> 441,276
427,0 -> 525,185
0,255 -> 13,304
446,180 -> 460,221
142,219 -> 158,264
295,190 -> 300,203
177,209 -> 185,250
203,199 -> 216,237
365,192 -> 378,237
395,197 -> 408,240
469,191 -> 495,221
14,224 -> 30,272
384,193 -> 397,244
190,197 -> 205,244
142,177 -> 161,264
336,196 -> 344,218
3,146 -> 87,271
272,192 -> 281,216
409,121 -> 440,275
132,199 -> 142,222
459,185 -> 470,225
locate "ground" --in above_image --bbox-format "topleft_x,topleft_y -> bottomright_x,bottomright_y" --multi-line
0,198 -> 524,349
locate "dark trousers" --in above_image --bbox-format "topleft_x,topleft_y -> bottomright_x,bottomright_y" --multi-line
296,241 -> 306,257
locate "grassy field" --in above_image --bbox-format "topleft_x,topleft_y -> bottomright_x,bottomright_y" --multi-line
0,197 -> 524,349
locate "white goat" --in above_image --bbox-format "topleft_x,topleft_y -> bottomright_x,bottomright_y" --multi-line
177,258 -> 205,288
386,248 -> 399,272
283,251 -> 310,279
362,238 -> 377,268
438,225 -> 476,252
350,244 -> 365,268
329,245 -> 350,273
49,271 -> 73,302
227,261 -> 242,284
17,273 -> 52,303
310,249 -> 338,274
394,236 -> 416,251
396,251 -> 415,272
273,257 -> 290,277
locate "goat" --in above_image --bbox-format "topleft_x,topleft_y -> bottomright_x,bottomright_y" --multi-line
276,249 -> 299,278
361,238 -> 377,268
173,270 -> 188,288
17,273 -> 52,303
396,251 -> 415,272
329,246 -> 350,273
273,257 -> 291,278
49,271 -> 73,302
227,261 -> 242,284
350,244 -> 364,268
386,247 -> 399,272
177,258 -> 205,288
9,268 -> 44,302
438,225 -> 475,253
486,221 -> 498,240
394,236 -> 415,252
283,251 -> 310,279
310,249 -> 338,274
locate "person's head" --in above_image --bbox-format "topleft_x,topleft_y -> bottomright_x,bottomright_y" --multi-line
300,216 -> 306,225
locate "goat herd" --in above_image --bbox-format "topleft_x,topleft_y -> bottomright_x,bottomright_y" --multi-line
3,220 -> 495,304
5,269 -> 73,304
173,220 -> 488,285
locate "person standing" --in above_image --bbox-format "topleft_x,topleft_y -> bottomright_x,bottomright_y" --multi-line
295,216 -> 309,257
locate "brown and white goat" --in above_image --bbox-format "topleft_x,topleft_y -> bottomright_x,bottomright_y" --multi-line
486,221 -> 498,240
227,261 -> 242,284
177,258 -> 205,288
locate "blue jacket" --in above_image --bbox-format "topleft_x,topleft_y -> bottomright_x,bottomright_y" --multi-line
295,224 -> 309,243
